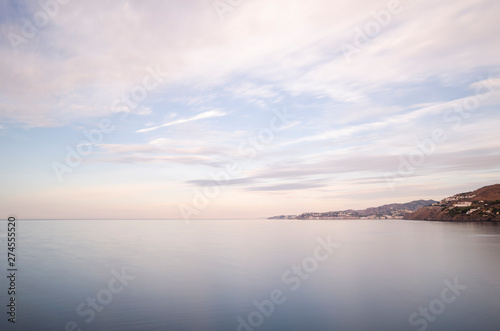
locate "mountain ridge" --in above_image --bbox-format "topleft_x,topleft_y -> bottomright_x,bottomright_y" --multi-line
268,199 -> 437,220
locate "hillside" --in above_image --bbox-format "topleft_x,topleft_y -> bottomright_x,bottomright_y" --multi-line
405,184 -> 500,221
269,200 -> 437,220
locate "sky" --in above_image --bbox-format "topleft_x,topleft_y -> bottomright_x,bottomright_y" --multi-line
0,0 -> 499,220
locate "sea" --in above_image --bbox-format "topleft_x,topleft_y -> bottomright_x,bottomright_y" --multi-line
1,219 -> 500,331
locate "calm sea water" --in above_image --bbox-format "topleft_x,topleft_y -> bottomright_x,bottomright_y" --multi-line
1,219 -> 500,331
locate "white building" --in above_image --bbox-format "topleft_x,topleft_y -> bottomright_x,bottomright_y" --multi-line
454,201 -> 472,207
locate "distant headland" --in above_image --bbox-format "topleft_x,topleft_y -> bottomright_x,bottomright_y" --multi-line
269,200 -> 437,220
269,184 -> 500,222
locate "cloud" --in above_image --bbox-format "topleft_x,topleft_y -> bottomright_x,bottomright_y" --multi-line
2,0 -> 500,219
94,135 -> 237,168
136,109 -> 226,133
98,140 -> 231,157
99,155 -> 227,167
2,0 -> 499,128
186,178 -> 255,187
246,182 -> 326,191
225,82 -> 279,100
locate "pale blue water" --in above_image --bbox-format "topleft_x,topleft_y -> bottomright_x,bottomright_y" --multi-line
1,219 -> 500,330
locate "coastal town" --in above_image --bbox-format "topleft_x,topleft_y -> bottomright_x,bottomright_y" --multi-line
270,184 -> 500,222
269,200 -> 437,220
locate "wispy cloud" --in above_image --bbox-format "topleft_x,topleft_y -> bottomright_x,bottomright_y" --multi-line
1,0 -> 500,219
136,109 -> 226,133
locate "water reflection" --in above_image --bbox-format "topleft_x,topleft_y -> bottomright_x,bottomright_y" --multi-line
0,219 -> 498,330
